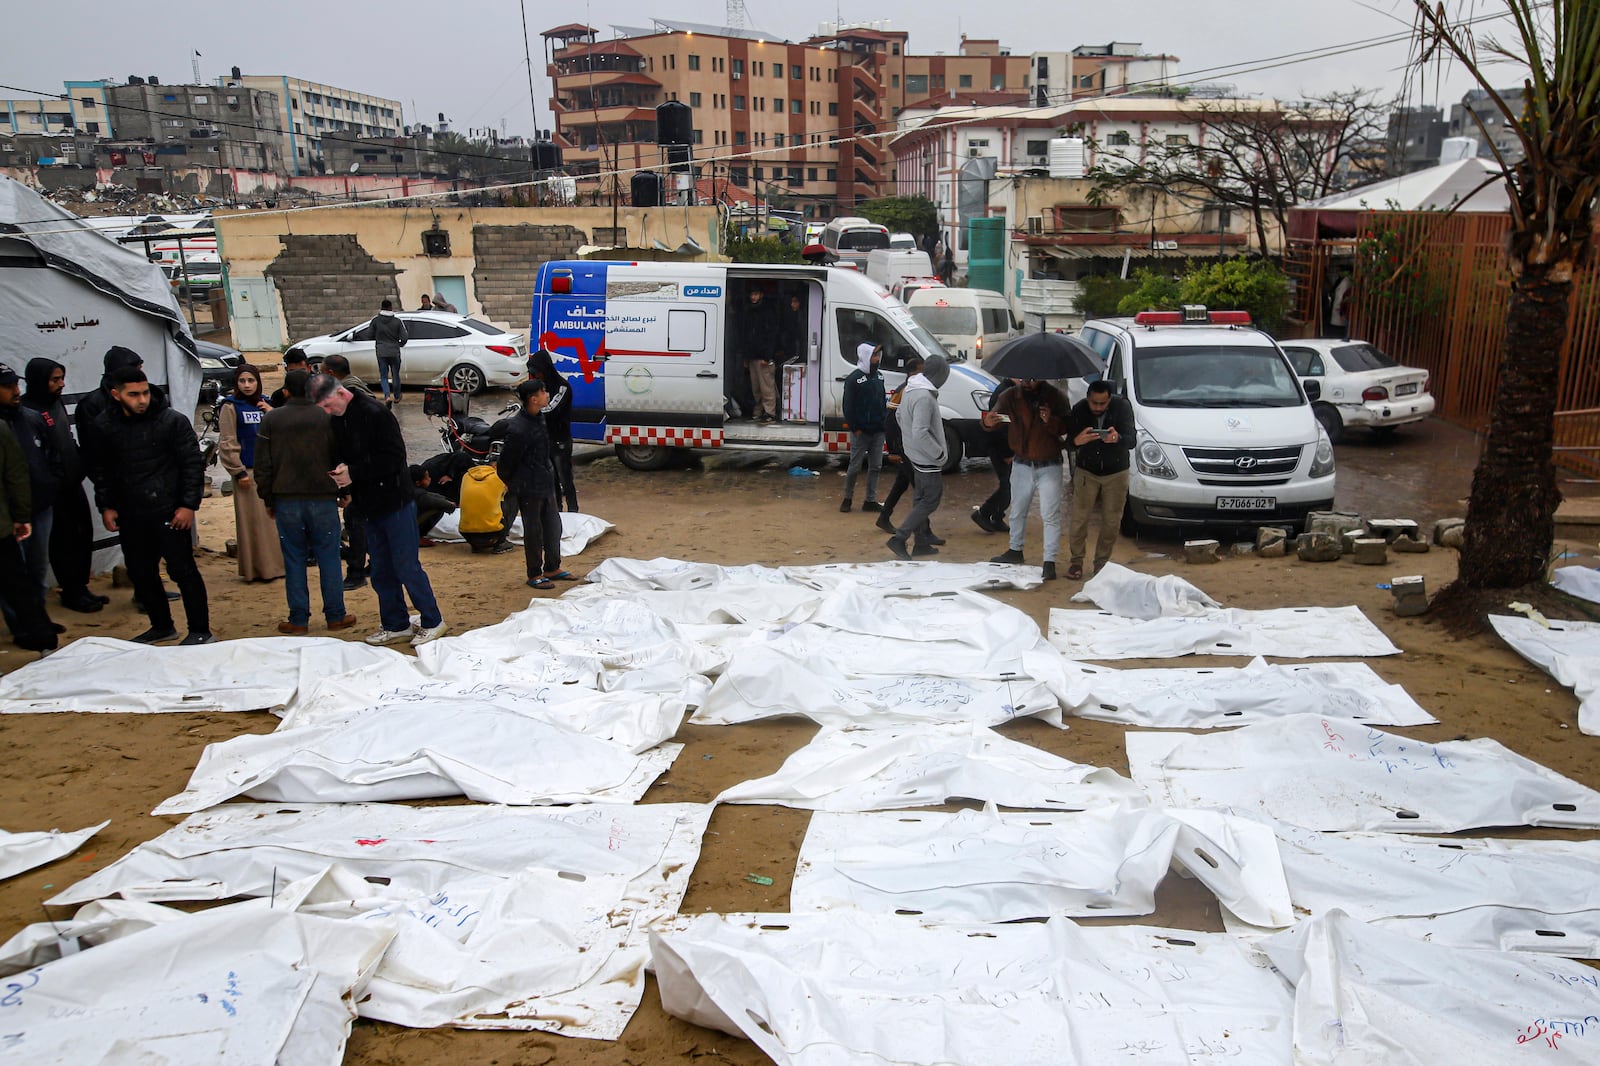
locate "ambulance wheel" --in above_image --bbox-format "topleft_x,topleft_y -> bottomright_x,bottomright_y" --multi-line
615,444 -> 671,471
940,422 -> 963,474
447,363 -> 486,394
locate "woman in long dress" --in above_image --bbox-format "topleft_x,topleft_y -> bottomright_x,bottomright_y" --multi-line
218,365 -> 285,582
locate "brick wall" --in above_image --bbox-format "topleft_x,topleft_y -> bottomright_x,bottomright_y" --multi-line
265,234 -> 399,342
471,224 -> 587,327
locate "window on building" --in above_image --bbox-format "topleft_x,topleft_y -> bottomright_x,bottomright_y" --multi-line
734,131 -> 746,145
731,166 -> 748,186
791,64 -> 802,79
692,129 -> 703,144
1165,133 -> 1190,146
958,74 -> 973,89
669,54 -> 677,69
753,166 -> 763,180
774,98 -> 783,111
1076,74 -> 1097,88
992,73 -> 1006,90
162,94 -> 177,102
905,74 -> 927,96
290,98 -> 298,109
774,133 -> 785,147
84,121 -> 99,133
689,54 -> 701,70
787,166 -> 801,185
934,74 -> 944,89
771,64 -> 781,80
828,102 -> 838,115
79,97 -> 96,109
826,167 -> 837,180
891,74 -> 899,88
1026,139 -> 1048,155
732,58 -> 744,78
808,167 -> 817,180
194,94 -> 208,104
1107,130 -> 1131,146
733,95 -> 745,110
790,99 -> 802,114
690,91 -> 702,107
892,43 -> 901,55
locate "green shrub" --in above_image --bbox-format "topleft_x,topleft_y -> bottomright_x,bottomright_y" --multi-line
1115,268 -> 1184,316
1074,275 -> 1141,318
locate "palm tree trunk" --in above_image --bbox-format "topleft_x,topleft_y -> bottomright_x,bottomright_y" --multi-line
1456,268 -> 1573,587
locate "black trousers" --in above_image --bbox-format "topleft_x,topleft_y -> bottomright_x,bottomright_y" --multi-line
0,535 -> 55,650
49,480 -> 94,599
980,455 -> 1012,523
343,504 -> 367,576
551,438 -> 579,512
881,462 -> 914,519
505,491 -> 562,578
118,516 -> 209,634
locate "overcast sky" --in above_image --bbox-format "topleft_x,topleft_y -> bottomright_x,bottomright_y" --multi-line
9,0 -> 1515,137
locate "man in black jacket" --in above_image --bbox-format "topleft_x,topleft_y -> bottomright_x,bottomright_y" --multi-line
371,299 -> 408,407
0,363 -> 61,635
1064,379 -> 1137,581
91,367 -> 210,645
0,415 -> 55,652
738,286 -> 780,422
23,357 -> 105,613
496,379 -> 566,589
309,373 -> 447,647
76,346 -> 170,485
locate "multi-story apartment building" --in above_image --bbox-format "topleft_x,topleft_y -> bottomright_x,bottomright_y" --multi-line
541,21 -> 1035,215
104,81 -> 286,173
0,82 -> 114,138
232,74 -> 403,175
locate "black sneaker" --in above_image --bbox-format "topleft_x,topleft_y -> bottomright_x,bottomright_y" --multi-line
885,536 -> 911,561
911,543 -> 940,557
971,510 -> 1000,534
875,513 -> 896,534
990,548 -> 1026,564
1042,561 -> 1058,581
862,501 -> 883,512
343,572 -> 367,591
179,632 -> 216,646
924,532 -> 946,546
132,626 -> 179,645
839,499 -> 852,513
491,540 -> 518,554
60,593 -> 104,613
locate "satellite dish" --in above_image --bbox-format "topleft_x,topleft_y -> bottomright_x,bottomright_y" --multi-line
349,162 -> 360,173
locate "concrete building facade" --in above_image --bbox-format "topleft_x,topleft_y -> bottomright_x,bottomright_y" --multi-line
233,75 -> 403,175
104,82 -> 286,173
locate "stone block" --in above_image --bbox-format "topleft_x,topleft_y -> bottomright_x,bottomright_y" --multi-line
1258,537 -> 1287,558
1440,524 -> 1466,549
1307,510 -> 1363,540
1339,528 -> 1369,555
1392,535 -> 1430,554
1231,542 -> 1256,557
1255,526 -> 1290,552
1391,574 -> 1428,617
1351,538 -> 1388,565
1184,539 -> 1221,564
1367,518 -> 1420,543
1296,532 -> 1341,562
1433,517 -> 1466,546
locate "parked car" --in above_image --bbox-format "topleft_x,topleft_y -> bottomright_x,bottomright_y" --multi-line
194,338 -> 241,403
287,311 -> 528,394
1278,338 -> 1435,444
889,232 -> 918,252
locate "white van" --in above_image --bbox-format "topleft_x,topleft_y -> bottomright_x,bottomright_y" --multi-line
865,249 -> 934,292
889,232 -> 918,252
530,261 -> 1000,472
905,287 -> 1018,363
1080,309 -> 1335,532
817,217 -> 891,271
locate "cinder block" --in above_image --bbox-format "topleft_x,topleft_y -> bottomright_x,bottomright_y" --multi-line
1351,538 -> 1388,565
1296,532 -> 1341,562
1184,538 -> 1221,564
1367,518 -> 1421,543
1392,535 -> 1430,554
1255,526 -> 1290,553
1339,527 -> 1369,555
1391,574 -> 1428,617
1433,517 -> 1467,546
1308,510 -> 1364,541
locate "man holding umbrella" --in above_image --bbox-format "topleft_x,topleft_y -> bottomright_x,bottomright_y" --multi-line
978,332 -> 1104,581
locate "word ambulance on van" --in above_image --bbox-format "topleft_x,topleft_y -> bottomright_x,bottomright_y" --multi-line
529,261 -> 1000,471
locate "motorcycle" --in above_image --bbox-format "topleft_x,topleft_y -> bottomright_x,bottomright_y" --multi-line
420,386 -> 520,504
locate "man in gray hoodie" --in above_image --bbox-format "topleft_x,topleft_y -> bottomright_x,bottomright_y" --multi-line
885,353 -> 949,560
371,299 -> 408,407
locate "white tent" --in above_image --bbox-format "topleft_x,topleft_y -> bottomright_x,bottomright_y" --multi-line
0,176 -> 200,413
1299,157 -> 1509,214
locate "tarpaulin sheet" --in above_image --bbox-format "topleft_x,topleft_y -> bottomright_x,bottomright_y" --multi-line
653,913 -> 1293,1064
0,897 -> 178,976
0,636 -> 402,714
563,582 -> 828,625
1224,824 -> 1600,957
1070,562 -> 1222,619
48,804 -> 713,1038
1552,565 -> 1600,605
1490,613 -> 1600,735
793,806 -> 1290,926
424,509 -> 613,556
1062,657 -> 1435,728
693,644 -> 1063,729
0,881 -> 394,1066
1127,715 -> 1600,832
0,822 -> 106,881
717,724 -> 1143,812
1049,605 -> 1401,660
277,676 -> 685,753
585,555 -> 1041,594
154,701 -> 680,814
1262,909 -> 1600,1064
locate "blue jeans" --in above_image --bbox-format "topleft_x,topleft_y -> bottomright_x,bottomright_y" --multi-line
1009,460 -> 1064,562
377,356 -> 401,400
274,497 -> 346,625
844,430 -> 885,503
365,500 -> 442,632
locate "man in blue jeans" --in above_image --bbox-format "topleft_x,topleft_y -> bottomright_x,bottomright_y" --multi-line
254,369 -> 354,635
309,373 -> 447,647
982,378 -> 1071,581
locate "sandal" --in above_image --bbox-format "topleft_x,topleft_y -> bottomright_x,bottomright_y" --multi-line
542,570 -> 577,581
526,577 -> 556,590
1065,563 -> 1084,581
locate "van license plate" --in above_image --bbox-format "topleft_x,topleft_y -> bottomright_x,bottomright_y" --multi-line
1217,497 -> 1275,511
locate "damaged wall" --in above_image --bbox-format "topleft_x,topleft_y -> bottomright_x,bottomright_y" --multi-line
263,234 -> 401,344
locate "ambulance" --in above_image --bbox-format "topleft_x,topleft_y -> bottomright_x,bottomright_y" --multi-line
529,261 -> 1000,471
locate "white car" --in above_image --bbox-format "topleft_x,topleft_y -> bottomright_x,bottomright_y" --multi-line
288,311 -> 528,394
1279,338 -> 1435,443
889,232 -> 918,252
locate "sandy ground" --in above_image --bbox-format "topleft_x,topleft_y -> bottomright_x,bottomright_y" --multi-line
2,440 -> 1598,1066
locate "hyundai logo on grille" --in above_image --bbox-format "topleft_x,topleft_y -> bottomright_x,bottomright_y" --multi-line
1234,456 -> 1258,471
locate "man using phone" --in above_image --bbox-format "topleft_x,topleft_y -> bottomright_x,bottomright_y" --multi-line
1064,379 -> 1137,581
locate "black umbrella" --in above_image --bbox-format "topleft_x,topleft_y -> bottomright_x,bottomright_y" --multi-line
982,332 -> 1102,380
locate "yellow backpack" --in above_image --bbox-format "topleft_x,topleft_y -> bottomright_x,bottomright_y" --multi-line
457,464 -> 507,534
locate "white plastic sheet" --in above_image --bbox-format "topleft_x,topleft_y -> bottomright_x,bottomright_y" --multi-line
694,644 -> 1064,729
1552,565 -> 1600,605
1127,715 -> 1600,831
154,701 -> 680,814
717,724 -> 1143,811
0,822 -> 106,881
49,803 -> 714,1039
426,508 -> 613,555
0,636 -> 402,714
1263,909 -> 1600,1063
1062,657 -> 1436,728
585,555 -> 1041,594
0,882 -> 394,1066
0,897 -> 179,976
1225,824 -> 1600,957
793,806 -> 1290,926
1071,562 -> 1222,619
653,913 -> 1293,1065
1049,605 -> 1401,660
1490,613 -> 1600,735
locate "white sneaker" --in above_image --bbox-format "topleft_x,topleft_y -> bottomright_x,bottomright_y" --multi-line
410,621 -> 450,647
365,626 -> 416,646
